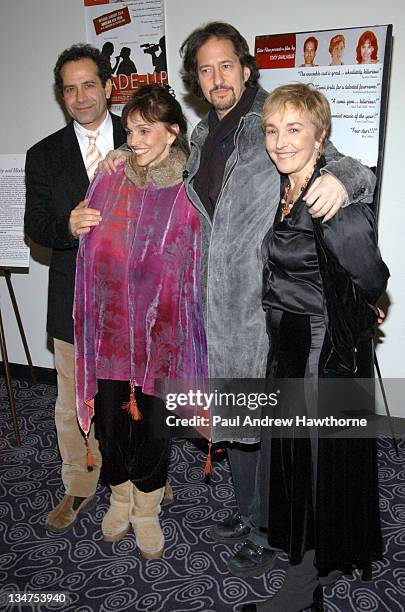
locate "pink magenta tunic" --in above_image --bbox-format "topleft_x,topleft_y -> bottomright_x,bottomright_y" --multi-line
74,159 -> 207,435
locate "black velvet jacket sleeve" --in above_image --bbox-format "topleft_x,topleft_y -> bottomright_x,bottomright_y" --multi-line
313,205 -> 389,375
315,203 -> 389,303
25,143 -> 78,250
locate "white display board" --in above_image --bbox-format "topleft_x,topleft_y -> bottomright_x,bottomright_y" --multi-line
0,154 -> 29,268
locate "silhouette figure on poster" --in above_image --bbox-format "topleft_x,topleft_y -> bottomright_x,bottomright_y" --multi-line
115,47 -> 137,75
141,36 -> 167,72
101,41 -> 115,72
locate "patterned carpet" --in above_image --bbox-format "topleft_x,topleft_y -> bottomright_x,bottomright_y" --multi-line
0,377 -> 404,612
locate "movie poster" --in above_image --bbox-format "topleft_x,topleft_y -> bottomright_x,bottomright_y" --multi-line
255,25 -> 392,209
84,0 -> 167,113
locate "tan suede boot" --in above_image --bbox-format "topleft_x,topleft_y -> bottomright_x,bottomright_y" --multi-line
163,482 -> 174,506
102,481 -> 131,542
45,494 -> 96,532
130,484 -> 165,559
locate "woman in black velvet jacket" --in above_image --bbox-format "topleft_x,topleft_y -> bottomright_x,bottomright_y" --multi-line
240,83 -> 389,612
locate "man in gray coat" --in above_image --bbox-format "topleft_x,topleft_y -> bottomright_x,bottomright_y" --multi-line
180,22 -> 376,578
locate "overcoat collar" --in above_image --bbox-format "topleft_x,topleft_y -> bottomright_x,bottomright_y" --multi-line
191,86 -> 269,147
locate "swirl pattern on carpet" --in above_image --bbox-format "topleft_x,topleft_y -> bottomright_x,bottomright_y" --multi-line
0,378 -> 404,611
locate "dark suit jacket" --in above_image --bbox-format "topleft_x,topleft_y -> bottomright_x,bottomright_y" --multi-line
24,113 -> 126,344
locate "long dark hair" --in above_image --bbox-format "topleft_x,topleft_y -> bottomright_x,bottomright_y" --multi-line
121,85 -> 189,156
180,22 -> 260,98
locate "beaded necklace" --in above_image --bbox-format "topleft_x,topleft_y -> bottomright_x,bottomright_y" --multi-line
280,166 -> 316,220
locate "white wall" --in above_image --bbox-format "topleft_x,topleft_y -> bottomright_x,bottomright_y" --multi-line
0,1 -> 403,415
0,0 -> 87,368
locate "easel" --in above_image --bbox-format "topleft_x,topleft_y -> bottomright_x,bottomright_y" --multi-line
0,268 -> 37,445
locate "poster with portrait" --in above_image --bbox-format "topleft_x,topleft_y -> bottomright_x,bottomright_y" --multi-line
84,0 -> 167,113
255,25 -> 392,212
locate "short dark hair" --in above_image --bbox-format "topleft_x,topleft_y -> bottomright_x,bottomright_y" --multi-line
54,43 -> 112,95
304,36 -> 318,52
180,22 -> 260,98
121,84 -> 190,156
101,41 -> 114,56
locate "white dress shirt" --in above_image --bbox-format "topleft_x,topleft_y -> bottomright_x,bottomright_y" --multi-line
73,111 -> 114,164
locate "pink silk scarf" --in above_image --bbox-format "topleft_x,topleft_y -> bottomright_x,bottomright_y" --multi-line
74,164 -> 208,435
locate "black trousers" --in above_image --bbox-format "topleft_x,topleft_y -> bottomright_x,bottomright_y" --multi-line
94,380 -> 171,492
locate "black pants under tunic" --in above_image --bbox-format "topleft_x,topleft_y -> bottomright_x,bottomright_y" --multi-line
94,380 -> 171,492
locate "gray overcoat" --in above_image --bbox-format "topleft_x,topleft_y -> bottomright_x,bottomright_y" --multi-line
184,87 -> 376,441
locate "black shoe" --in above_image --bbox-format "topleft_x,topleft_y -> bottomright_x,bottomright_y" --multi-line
312,585 -> 324,612
228,541 -> 276,577
318,569 -> 344,586
238,585 -> 323,612
208,512 -> 250,543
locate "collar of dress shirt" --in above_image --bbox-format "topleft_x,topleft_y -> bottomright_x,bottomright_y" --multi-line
73,111 -> 114,162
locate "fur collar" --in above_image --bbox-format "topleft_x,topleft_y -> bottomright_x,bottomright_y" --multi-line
124,147 -> 186,188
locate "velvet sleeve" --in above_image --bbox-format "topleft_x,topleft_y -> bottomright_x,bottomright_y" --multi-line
322,139 -> 376,205
316,203 -> 389,303
24,147 -> 77,249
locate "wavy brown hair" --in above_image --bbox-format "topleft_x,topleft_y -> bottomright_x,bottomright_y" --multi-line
180,22 -> 260,98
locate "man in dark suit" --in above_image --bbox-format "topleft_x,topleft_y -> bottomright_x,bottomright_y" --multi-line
24,44 -> 126,532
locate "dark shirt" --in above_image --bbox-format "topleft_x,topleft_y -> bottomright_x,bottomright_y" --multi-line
192,86 -> 258,219
208,111 -> 237,164
262,180 -> 324,317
